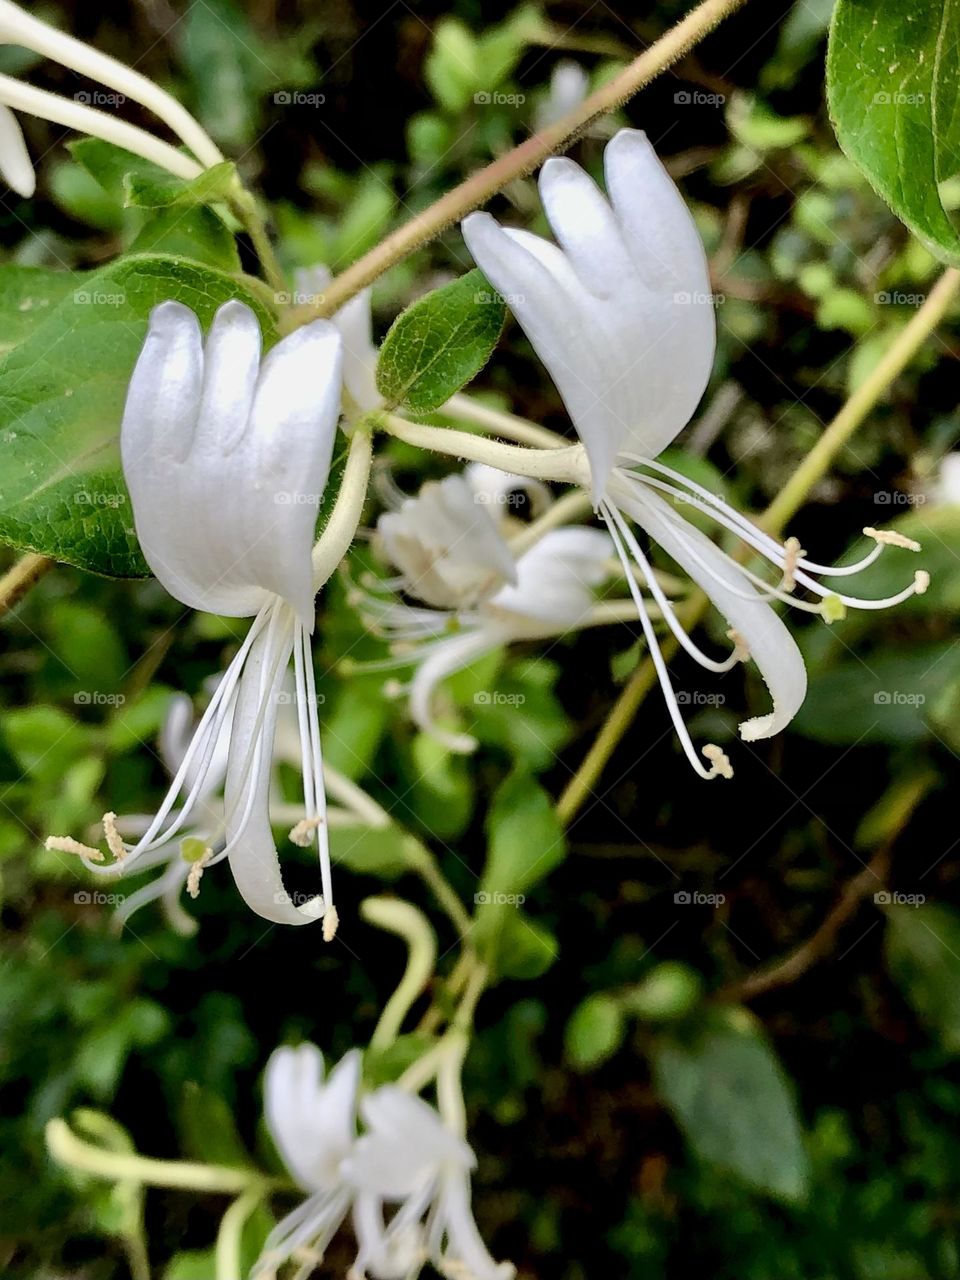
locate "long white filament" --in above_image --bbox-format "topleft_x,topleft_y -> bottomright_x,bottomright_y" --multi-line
600,499 -> 720,780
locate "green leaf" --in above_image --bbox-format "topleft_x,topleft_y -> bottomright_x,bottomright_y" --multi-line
827,0 -> 960,264
652,1009 -> 810,1202
0,254 -> 277,577
180,1083 -> 254,1168
480,769 -> 566,903
565,994 -> 626,1071
326,823 -> 412,879
124,161 -> 240,210
495,912 -> 558,980
475,771 -> 566,969
69,139 -> 240,271
793,641 -> 960,745
885,903 -> 960,1054
0,266 -> 90,354
127,205 -> 241,273
623,961 -> 704,1023
376,270 -> 505,415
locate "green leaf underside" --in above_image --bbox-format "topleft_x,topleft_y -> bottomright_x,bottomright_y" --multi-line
827,0 -> 960,264
375,268 -> 506,415
652,1011 -> 811,1202
0,255 -> 277,577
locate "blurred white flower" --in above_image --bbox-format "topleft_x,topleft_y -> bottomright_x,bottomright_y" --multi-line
255,1043 -> 362,1277
359,482 -> 613,750
48,301 -> 344,935
932,453 -> 960,505
297,264 -> 382,418
463,127 -> 926,778
346,1086 -> 514,1280
534,59 -> 589,132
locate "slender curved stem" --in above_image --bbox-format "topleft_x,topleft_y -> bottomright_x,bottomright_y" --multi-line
0,552 -> 52,618
285,0 -> 750,325
216,1187 -> 266,1280
311,425 -> 374,587
443,393 -> 568,449
556,268 -> 960,826
46,1118 -> 281,1194
382,414 -> 588,484
363,897 -> 438,1052
762,268 -> 960,535
0,74 -> 203,180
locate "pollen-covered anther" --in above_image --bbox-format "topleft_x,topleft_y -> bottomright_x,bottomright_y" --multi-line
102,811 -> 127,861
186,847 -> 213,899
288,815 -> 324,847
322,903 -> 339,942
915,569 -> 930,595
780,537 -> 805,593
726,628 -> 750,663
702,743 -> 734,780
863,526 -> 922,552
44,834 -> 105,861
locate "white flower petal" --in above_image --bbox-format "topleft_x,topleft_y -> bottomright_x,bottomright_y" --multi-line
438,1169 -> 514,1280
378,474 -> 517,609
462,131 -> 718,498
615,480 -> 807,740
122,301 -> 342,625
539,154 -> 633,296
221,607 -> 326,924
464,463 -> 551,523
0,102 -> 33,196
487,526 -> 612,630
265,1043 -> 360,1193
408,627 -> 504,754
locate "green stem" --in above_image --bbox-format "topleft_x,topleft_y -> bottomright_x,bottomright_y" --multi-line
762,268 -> 960,536
216,1187 -> 265,1280
0,551 -> 53,618
311,424 -> 374,588
283,0 -> 750,326
46,1118 -> 281,1195
363,897 -> 438,1052
231,189 -> 288,299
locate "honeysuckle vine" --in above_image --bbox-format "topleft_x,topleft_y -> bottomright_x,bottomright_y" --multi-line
8,0 -> 958,1275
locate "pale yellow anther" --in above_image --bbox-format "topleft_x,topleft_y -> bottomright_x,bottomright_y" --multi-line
102,812 -> 127,861
703,743 -> 734,780
186,847 -> 213,899
44,834 -> 105,861
288,816 -> 324,848
323,904 -> 340,942
726,628 -> 750,663
383,678 -> 404,699
863,526 -> 922,552
915,569 -> 930,594
780,536 -> 805,593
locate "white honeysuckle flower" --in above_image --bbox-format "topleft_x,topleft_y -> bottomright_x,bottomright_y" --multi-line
462,127 -> 927,779
534,59 -> 589,132
255,1043 -> 362,1277
463,462 -> 551,525
0,100 -> 33,195
359,520 -> 613,753
346,1086 -> 514,1280
933,453 -> 960,505
0,0 -> 221,185
376,473 -> 519,610
48,301 -> 344,934
296,265 -> 382,417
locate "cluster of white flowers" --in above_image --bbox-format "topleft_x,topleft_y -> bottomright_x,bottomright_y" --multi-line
19,4 -> 928,1270
258,1043 -> 513,1280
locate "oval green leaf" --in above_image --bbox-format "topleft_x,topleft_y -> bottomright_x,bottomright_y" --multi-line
827,0 -> 960,264
376,268 -> 505,416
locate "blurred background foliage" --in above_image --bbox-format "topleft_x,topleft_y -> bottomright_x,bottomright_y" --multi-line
2,0 -> 960,1277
